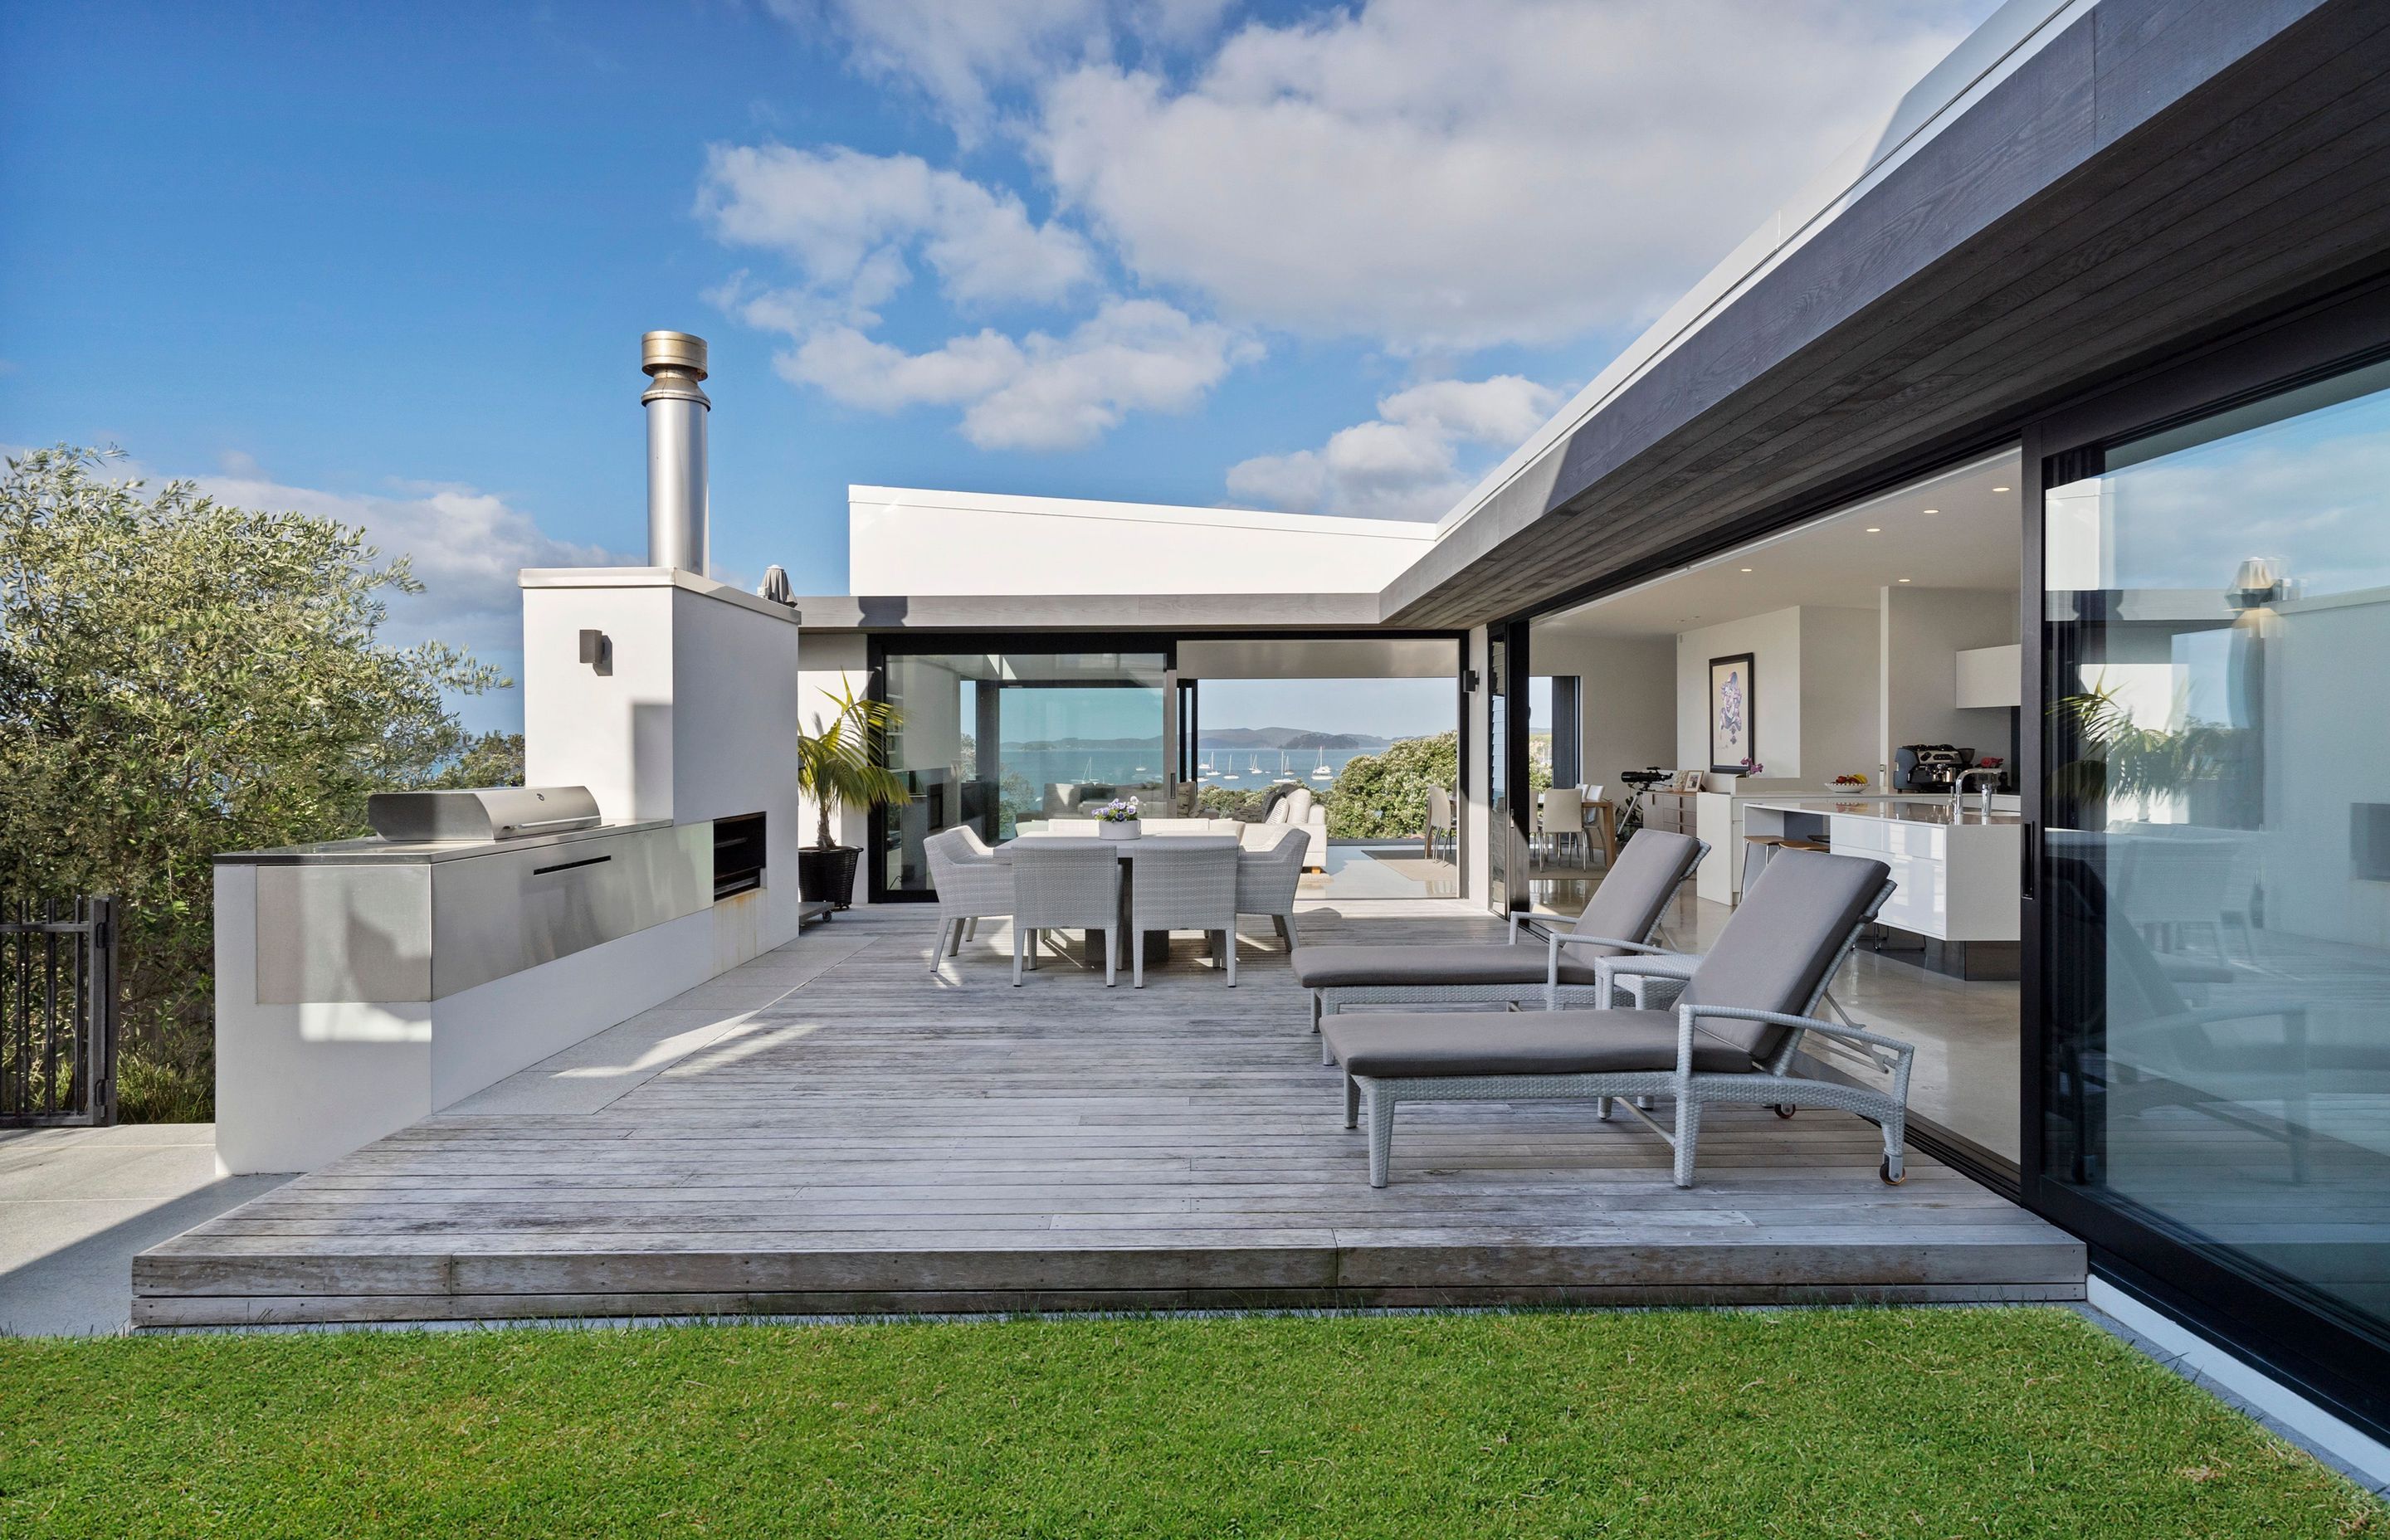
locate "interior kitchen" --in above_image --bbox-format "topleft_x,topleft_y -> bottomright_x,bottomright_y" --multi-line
1524,451 -> 2024,1166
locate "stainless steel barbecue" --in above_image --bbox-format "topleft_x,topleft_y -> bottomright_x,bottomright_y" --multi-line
365,786 -> 602,844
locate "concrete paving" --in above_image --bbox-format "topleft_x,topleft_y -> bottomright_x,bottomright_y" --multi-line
1,1123 -> 286,1336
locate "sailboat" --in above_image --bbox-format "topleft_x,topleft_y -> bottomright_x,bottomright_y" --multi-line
1273,751 -> 1295,786
1249,754 -> 1263,777
1310,748 -> 1334,782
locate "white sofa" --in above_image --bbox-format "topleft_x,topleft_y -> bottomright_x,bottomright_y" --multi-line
1262,786 -> 1329,871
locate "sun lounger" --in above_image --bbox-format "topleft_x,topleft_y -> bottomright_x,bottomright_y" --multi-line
1319,847 -> 1906,1188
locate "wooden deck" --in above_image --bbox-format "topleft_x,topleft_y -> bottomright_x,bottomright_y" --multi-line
135,904 -> 2083,1326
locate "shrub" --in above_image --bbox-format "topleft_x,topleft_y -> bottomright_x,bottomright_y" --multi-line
0,448 -> 505,1120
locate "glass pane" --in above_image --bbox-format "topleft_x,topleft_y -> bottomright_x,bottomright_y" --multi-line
2042,357 -> 2390,1346
1489,635 -> 1510,912
880,651 -> 1166,894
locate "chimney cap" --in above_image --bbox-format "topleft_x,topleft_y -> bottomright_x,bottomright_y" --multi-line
641,330 -> 708,379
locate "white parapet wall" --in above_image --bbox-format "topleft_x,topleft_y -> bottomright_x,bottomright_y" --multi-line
848,485 -> 1433,597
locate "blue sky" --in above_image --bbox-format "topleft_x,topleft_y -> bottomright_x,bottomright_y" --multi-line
0,1 -> 1992,733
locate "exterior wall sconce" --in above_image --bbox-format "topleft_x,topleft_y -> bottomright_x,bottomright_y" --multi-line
578,628 -> 613,676
1462,670 -> 1481,693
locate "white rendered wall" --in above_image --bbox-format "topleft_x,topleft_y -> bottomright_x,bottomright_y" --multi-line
1676,607 -> 1805,779
1673,605 -> 1877,790
1800,607 -> 1880,788
849,485 -> 1433,597
522,567 -> 807,948
1529,632 -> 1675,791
521,581 -> 676,821
1880,586 -> 2019,774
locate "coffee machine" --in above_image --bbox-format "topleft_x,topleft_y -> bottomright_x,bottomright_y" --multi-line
1894,743 -> 1975,794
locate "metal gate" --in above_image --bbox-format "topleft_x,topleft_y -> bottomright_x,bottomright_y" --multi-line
1,895 -> 118,1126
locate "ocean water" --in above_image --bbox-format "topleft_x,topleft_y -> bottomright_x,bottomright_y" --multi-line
996,746 -> 1381,795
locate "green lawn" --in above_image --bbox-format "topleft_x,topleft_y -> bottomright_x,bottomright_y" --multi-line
2,1308 -> 2381,1538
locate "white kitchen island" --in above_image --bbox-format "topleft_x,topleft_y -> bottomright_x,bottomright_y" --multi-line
1740,798 -> 2022,979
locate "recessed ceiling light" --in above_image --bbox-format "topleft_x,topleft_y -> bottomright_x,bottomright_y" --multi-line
1897,578 -> 1912,583
1922,508 -> 1939,514
1865,526 -> 1881,533
1739,567 -> 1753,573
1991,485 -> 2011,493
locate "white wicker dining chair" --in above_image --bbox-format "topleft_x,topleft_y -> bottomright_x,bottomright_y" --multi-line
923,826 -> 1015,973
1128,841 -> 1241,988
1424,786 -> 1456,860
1236,826 -> 1310,949
1539,786 -> 1586,866
1010,843 -> 1122,987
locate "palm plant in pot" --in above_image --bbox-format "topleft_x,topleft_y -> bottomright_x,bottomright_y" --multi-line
797,679 -> 908,909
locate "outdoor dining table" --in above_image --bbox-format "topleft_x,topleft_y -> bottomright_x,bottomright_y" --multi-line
992,831 -> 1243,966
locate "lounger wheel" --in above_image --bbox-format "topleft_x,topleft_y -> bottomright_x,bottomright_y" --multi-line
1879,1155 -> 1906,1186
1772,1103 -> 1796,1119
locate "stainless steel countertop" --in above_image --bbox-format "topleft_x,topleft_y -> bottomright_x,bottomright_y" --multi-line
215,818 -> 673,865
1744,798 -> 2022,827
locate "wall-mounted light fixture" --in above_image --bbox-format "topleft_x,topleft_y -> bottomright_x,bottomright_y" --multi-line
1462,670 -> 1481,693
578,628 -> 613,676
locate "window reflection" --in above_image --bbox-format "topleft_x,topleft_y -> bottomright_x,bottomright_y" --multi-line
2043,358 -> 2390,1343
880,651 -> 1168,894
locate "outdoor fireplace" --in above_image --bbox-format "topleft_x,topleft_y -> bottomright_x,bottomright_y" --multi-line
713,811 -> 766,900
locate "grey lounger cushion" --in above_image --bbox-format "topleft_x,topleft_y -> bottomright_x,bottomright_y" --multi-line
1677,848 -> 1889,1061
1290,943 -> 1610,989
1322,1009 -> 1757,1078
1286,827 -> 1702,990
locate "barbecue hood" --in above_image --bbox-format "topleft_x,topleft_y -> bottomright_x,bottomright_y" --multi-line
365,786 -> 603,843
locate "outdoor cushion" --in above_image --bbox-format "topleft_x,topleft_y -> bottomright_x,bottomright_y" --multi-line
1323,1009 -> 1757,1078
1573,829 -> 1698,940
1678,848 -> 1888,1060
1290,941 -> 1616,989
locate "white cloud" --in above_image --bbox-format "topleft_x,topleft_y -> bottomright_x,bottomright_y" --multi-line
1034,0 -> 1983,348
780,298 -> 1260,451
193,470 -> 636,656
1227,373 -> 1561,521
785,0 -> 1232,142
696,143 -> 1095,313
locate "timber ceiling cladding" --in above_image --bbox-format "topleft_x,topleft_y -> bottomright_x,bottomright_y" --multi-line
1386,0 -> 2390,630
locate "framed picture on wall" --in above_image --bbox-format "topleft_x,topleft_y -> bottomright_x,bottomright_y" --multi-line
1708,652 -> 1756,773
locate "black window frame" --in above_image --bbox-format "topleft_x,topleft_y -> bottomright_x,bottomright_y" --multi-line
2020,275 -> 2390,1445
864,628 -> 1468,904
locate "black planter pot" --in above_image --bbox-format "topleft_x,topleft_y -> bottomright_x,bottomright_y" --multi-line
796,845 -> 862,909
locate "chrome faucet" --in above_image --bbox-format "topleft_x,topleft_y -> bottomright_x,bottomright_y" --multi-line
1951,768 -> 2002,816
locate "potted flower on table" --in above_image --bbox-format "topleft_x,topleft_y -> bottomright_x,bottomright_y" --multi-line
1093,799 -> 1143,841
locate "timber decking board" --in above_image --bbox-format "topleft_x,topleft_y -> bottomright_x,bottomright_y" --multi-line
135,905 -> 2083,1324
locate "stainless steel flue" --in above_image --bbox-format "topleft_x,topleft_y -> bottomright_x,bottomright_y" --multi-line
641,330 -> 710,573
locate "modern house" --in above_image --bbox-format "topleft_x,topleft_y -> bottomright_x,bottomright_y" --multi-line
191,0 -> 2390,1479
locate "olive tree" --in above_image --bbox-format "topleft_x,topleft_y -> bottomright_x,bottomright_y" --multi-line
0,447 -> 505,1118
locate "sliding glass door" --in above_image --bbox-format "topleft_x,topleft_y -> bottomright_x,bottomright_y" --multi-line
876,647 -> 1168,897
2034,322 -> 2390,1429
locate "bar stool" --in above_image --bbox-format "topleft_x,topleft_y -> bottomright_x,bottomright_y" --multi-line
1741,834 -> 1828,900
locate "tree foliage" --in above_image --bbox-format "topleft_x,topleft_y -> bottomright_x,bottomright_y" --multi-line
0,447 -> 505,1118
1325,731 -> 1459,839
427,730 -> 525,790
